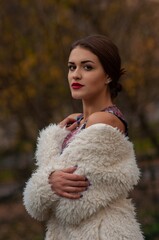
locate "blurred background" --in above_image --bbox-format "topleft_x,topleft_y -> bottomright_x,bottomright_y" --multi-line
0,0 -> 159,239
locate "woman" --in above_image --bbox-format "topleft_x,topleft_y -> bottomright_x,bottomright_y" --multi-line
23,35 -> 144,239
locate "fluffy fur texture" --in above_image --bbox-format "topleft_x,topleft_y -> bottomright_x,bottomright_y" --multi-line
23,123 -> 144,239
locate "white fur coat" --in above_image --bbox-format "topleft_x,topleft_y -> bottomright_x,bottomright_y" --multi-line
23,123 -> 144,240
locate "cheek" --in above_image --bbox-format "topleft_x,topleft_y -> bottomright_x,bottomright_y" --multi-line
88,74 -> 105,88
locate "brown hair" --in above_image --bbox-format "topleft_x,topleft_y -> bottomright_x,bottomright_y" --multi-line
70,34 -> 125,98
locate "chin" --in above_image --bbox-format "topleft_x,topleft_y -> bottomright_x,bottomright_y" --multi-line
71,93 -> 83,100
72,95 -> 82,100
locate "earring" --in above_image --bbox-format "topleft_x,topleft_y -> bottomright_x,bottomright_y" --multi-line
105,77 -> 112,84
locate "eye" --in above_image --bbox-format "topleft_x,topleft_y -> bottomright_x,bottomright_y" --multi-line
68,64 -> 76,71
83,65 -> 93,71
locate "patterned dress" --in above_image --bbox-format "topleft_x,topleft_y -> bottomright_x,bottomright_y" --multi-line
62,105 -> 128,151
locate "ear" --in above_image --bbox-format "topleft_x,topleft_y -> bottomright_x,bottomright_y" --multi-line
105,75 -> 112,84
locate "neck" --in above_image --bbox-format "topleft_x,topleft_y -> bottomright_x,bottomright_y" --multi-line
82,93 -> 113,121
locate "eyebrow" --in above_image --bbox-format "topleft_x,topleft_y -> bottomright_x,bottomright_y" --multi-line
68,60 -> 95,64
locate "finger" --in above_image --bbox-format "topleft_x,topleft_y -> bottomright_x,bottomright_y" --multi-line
58,191 -> 82,199
66,121 -> 78,131
66,120 -> 77,127
64,186 -> 87,193
48,168 -> 80,186
52,168 -> 89,182
64,173 -> 87,181
60,117 -> 76,127
64,179 -> 89,187
62,166 -> 78,174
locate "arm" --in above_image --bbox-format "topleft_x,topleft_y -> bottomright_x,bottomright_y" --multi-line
48,113 -> 89,199
23,165 -> 59,221
23,119 -> 87,220
23,124 -> 69,221
55,124 -> 140,225
48,112 -> 126,200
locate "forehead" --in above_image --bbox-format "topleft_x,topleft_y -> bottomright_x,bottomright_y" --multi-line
68,46 -> 99,63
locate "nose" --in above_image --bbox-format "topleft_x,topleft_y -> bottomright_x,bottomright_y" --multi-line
72,68 -> 82,80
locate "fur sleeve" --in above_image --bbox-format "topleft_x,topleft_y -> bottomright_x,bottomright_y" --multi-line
23,165 -> 59,221
23,124 -> 68,220
35,124 -> 69,167
54,124 -> 140,225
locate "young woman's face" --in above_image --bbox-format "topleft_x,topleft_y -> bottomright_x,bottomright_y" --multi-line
68,46 -> 108,100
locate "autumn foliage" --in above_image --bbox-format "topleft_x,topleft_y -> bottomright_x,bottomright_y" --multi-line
0,0 -> 159,239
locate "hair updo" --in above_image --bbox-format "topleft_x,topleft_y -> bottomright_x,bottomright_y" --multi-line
70,34 -> 125,99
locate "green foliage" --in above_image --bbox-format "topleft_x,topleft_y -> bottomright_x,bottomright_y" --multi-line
134,138 -> 155,155
0,169 -> 15,183
142,211 -> 159,240
145,222 -> 159,240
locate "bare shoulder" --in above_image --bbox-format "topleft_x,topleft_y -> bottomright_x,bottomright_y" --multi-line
86,112 -> 125,133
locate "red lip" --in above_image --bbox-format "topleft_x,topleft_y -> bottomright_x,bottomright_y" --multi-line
71,83 -> 84,89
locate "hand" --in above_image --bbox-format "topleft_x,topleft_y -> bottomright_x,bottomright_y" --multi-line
48,167 -> 89,199
58,117 -> 78,131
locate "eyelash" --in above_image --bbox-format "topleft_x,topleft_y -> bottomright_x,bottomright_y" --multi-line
84,65 -> 93,71
68,65 -> 76,71
68,65 -> 93,71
